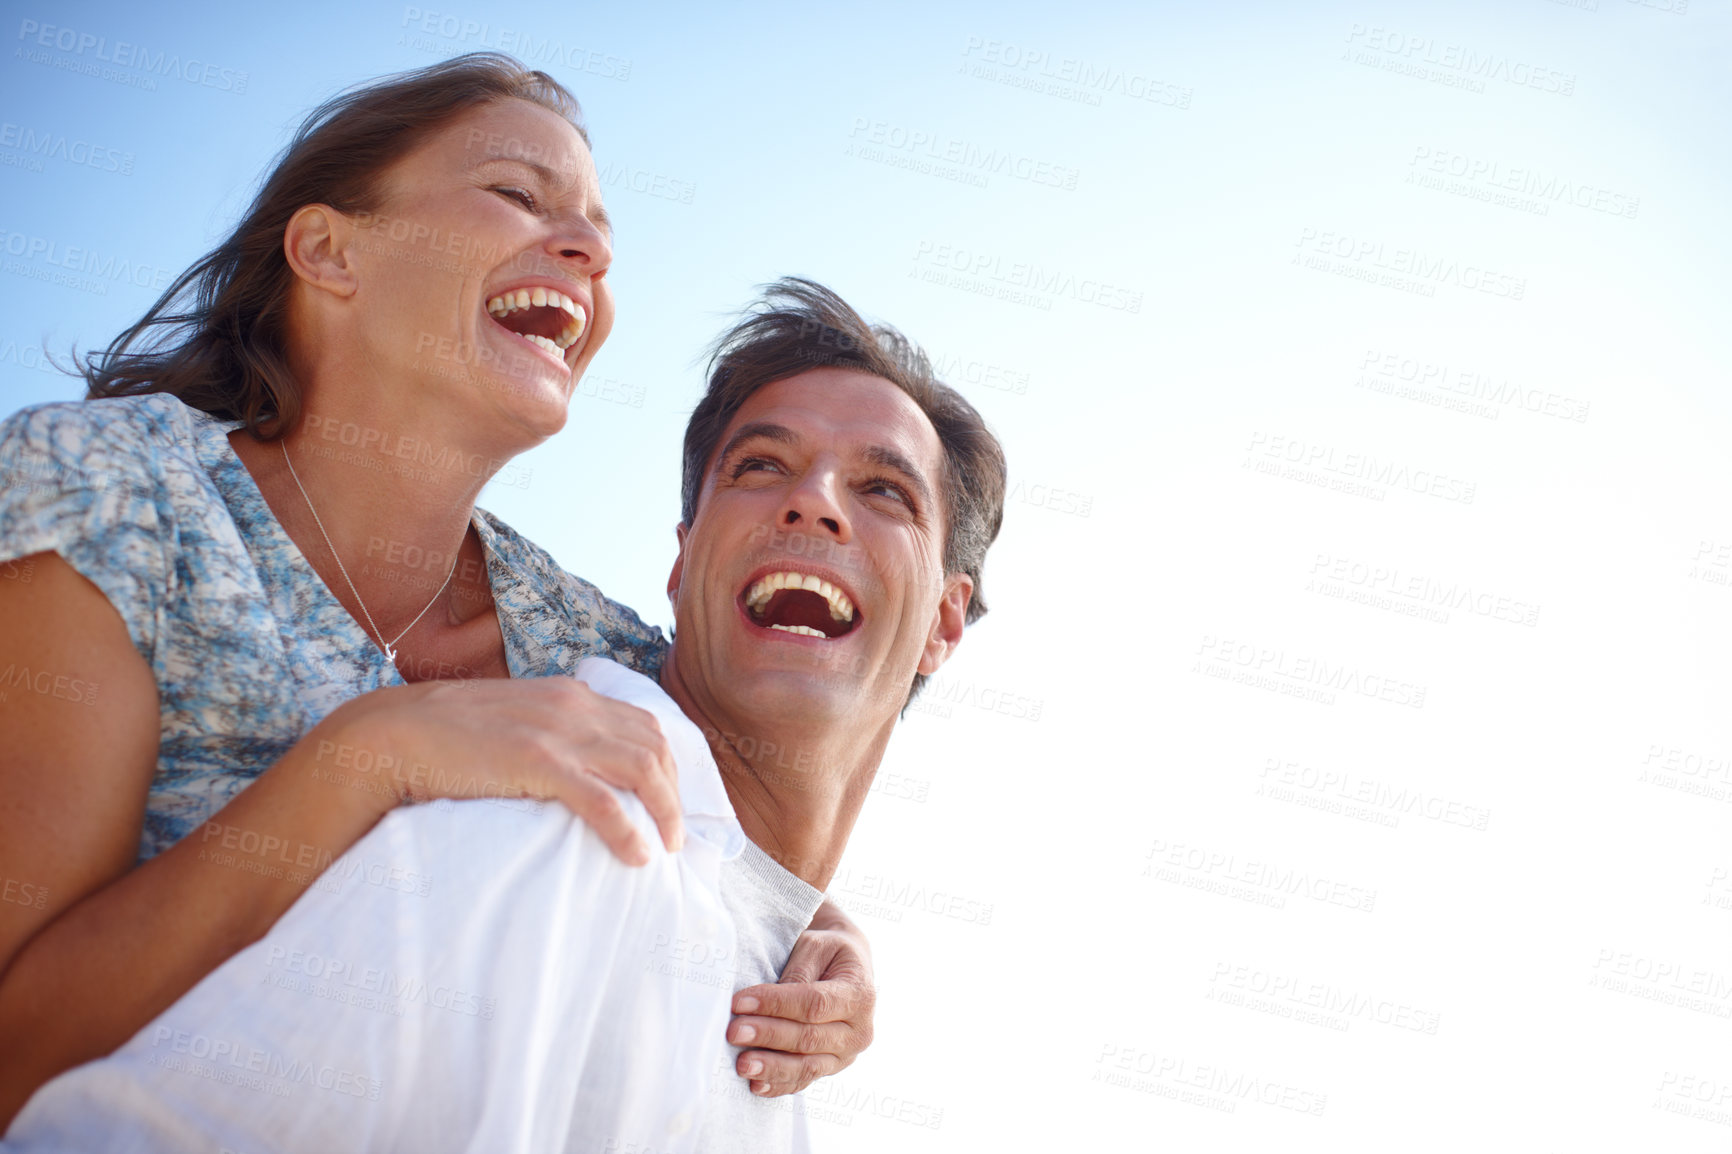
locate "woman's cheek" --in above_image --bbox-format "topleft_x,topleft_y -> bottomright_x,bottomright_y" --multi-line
573,281 -> 615,375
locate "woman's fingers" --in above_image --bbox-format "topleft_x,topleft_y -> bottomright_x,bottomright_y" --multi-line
545,685 -> 683,853
570,730 -> 683,853
545,771 -> 650,865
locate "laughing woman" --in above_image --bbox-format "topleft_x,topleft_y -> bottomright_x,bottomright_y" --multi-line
0,53 -> 871,1127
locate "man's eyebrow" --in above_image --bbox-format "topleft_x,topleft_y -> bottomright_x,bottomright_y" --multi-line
474,156 -> 613,238
714,423 -> 935,508
714,422 -> 799,472
862,444 -> 935,509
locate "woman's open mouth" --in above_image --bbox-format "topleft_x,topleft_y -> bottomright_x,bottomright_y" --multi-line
741,571 -> 861,640
486,287 -> 586,364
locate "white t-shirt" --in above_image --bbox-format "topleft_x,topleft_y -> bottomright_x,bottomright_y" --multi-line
3,658 -> 818,1154
697,843 -> 825,1154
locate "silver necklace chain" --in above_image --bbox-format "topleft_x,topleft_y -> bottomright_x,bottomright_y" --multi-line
280,440 -> 459,665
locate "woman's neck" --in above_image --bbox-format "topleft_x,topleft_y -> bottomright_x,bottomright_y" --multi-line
228,407 -> 510,678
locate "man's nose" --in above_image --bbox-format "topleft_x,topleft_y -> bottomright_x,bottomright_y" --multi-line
778,472 -> 850,542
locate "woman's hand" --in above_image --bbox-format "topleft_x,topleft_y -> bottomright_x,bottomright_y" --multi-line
726,899 -> 876,1096
315,673 -> 684,864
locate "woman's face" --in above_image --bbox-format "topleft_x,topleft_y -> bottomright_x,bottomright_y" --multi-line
350,97 -> 615,438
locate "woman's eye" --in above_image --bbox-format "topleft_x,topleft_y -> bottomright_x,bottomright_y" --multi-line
495,186 -> 537,211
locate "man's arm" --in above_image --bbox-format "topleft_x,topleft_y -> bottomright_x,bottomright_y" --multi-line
731,899 -> 876,1096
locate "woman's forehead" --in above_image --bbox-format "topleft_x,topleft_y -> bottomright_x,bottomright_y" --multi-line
432,99 -> 596,188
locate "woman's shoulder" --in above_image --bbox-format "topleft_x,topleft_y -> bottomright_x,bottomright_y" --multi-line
474,509 -> 669,678
0,393 -> 208,486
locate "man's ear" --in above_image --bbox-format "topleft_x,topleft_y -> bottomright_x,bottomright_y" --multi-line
283,204 -> 361,299
917,572 -> 972,677
665,523 -> 690,608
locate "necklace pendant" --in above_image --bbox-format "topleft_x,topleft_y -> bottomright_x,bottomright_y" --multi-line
384,645 -> 397,664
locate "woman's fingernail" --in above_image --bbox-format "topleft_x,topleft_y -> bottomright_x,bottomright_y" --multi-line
744,1059 -> 763,1077
736,1024 -> 756,1043
735,996 -> 759,1013
751,1081 -> 768,1095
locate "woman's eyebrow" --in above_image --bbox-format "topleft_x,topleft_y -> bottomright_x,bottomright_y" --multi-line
473,157 -> 613,238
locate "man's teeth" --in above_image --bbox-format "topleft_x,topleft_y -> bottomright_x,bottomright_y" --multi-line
744,572 -> 855,622
768,624 -> 827,638
485,287 -> 588,352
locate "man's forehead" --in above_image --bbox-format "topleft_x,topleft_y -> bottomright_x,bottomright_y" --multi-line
720,369 -> 941,468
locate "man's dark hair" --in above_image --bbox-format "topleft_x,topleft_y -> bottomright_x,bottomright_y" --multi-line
680,278 -> 1006,704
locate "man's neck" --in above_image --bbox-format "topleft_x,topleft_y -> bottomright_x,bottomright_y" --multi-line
658,650 -> 894,891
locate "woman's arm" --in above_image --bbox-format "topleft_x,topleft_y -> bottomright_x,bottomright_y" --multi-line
0,553 -> 685,1128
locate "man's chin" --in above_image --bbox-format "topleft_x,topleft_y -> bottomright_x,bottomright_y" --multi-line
717,669 -> 864,727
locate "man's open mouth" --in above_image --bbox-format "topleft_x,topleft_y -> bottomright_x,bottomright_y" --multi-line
486,287 -> 587,361
742,571 -> 860,640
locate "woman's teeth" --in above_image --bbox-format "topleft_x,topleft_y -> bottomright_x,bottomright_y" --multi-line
486,287 -> 587,356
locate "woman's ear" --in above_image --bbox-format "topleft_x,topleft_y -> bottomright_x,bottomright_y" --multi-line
283,205 -> 361,299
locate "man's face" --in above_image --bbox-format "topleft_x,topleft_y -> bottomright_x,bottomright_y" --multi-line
666,368 -> 970,729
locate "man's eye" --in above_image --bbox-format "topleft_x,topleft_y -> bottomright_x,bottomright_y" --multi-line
732,457 -> 782,478
494,186 -> 537,211
865,479 -> 912,506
